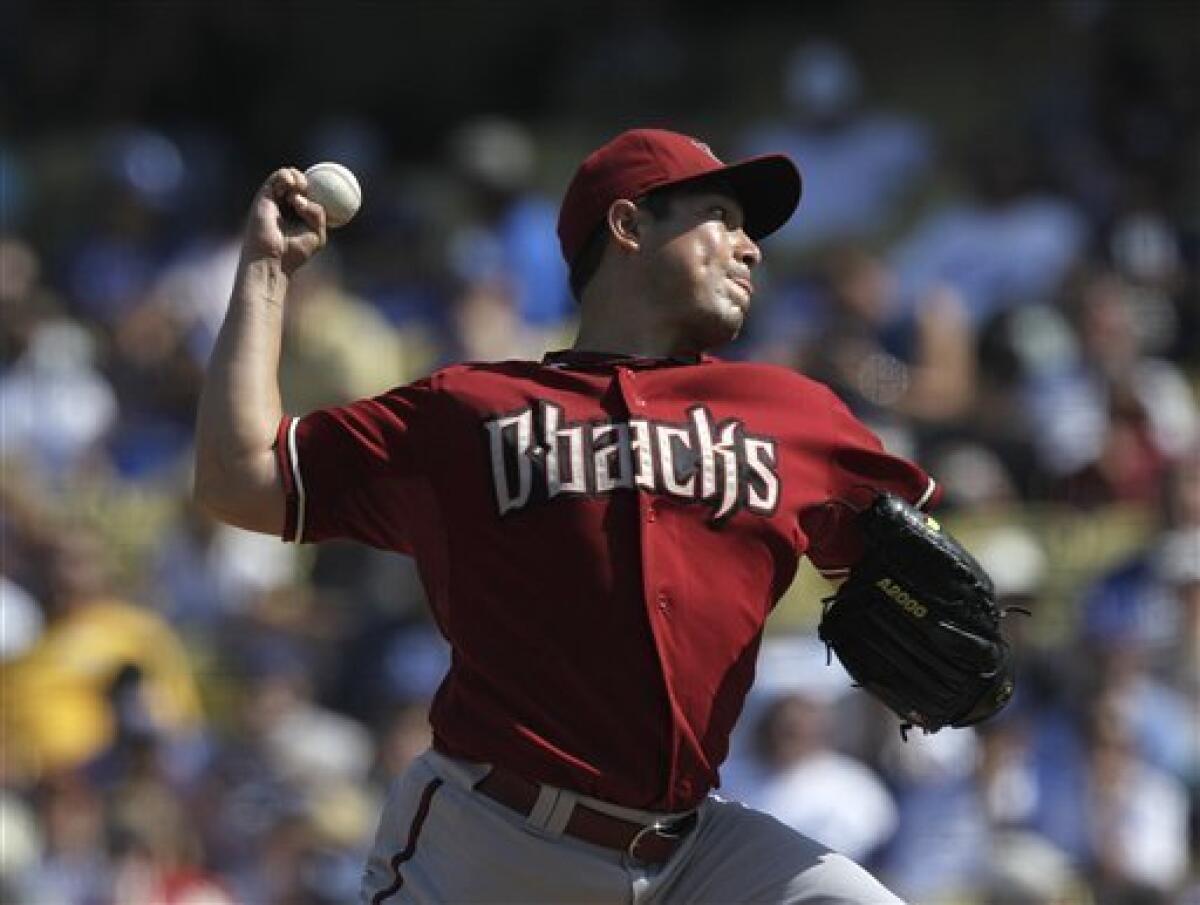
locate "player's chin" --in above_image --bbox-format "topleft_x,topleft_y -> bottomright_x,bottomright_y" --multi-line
699,307 -> 745,349
720,296 -> 748,332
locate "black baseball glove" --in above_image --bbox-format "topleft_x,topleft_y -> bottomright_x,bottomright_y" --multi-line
817,492 -> 1023,737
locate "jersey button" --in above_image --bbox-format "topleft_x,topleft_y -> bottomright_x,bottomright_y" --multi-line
646,504 -> 656,523
656,592 -> 671,613
676,779 -> 693,799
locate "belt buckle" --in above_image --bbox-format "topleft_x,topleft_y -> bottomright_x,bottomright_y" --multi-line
623,812 -> 696,868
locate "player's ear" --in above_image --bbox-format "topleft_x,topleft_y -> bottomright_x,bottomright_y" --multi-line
607,199 -> 641,253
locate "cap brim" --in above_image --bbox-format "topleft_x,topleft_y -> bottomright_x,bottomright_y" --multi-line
675,154 -> 802,242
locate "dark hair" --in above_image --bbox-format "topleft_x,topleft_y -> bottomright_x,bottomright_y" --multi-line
566,183 -> 702,303
568,221 -> 611,303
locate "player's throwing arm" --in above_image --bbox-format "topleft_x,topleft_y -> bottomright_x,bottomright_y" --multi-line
193,167 -> 331,533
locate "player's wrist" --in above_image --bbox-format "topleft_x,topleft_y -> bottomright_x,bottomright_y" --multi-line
236,254 -> 290,304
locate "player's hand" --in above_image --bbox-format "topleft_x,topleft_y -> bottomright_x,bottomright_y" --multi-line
242,167 -> 328,275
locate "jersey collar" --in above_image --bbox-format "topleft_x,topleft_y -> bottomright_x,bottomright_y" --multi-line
542,349 -> 715,370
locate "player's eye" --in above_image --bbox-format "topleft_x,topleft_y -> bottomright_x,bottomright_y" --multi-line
708,204 -> 741,230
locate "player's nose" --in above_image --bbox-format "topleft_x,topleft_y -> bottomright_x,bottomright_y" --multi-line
735,230 -> 761,269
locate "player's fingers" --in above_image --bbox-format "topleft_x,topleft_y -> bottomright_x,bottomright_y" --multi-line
264,167 -> 306,200
290,191 -> 327,242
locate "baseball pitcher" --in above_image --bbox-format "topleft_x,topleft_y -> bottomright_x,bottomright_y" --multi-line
195,128 -> 1014,903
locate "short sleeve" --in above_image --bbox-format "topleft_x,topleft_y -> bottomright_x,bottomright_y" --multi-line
803,390 -> 939,579
274,379 -> 441,550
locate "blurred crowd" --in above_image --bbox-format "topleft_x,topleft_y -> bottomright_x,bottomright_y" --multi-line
2,5 -> 1198,904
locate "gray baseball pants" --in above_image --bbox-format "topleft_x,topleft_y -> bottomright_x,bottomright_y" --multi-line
362,749 -> 906,904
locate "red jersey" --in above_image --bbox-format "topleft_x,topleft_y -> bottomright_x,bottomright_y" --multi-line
275,351 -> 936,810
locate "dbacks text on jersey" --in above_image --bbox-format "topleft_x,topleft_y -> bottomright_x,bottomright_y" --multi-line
484,401 -> 780,521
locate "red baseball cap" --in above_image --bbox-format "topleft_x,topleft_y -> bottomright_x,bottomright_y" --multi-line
556,128 -> 802,265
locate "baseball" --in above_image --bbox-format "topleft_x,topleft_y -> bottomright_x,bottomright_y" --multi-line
303,161 -> 361,228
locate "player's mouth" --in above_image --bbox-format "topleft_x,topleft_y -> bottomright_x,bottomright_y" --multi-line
728,276 -> 754,303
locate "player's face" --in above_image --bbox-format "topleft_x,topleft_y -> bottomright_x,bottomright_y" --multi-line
639,189 -> 762,353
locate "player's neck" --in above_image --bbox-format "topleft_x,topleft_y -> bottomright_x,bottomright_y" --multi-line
571,312 -> 700,360
573,277 -> 704,359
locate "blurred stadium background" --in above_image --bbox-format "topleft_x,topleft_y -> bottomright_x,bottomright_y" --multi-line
1,2 -> 1197,903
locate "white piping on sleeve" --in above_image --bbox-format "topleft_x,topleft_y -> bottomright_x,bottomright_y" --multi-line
287,417 -> 307,543
915,477 -> 936,510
